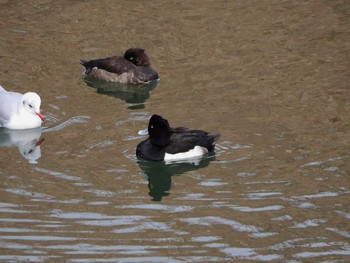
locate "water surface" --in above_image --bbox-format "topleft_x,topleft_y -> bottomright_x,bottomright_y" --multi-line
0,0 -> 349,262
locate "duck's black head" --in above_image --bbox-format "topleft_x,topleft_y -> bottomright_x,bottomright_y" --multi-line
124,48 -> 151,66
148,114 -> 171,146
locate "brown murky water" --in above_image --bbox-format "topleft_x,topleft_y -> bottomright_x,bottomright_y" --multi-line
0,0 -> 349,262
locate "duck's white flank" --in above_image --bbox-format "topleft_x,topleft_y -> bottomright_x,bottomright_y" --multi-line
164,145 -> 209,161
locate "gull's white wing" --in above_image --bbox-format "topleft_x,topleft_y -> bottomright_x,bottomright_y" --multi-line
0,87 -> 22,125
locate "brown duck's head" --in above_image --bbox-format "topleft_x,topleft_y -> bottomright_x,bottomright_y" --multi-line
124,48 -> 151,66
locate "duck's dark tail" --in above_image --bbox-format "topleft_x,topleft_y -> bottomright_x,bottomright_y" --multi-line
80,59 -> 88,67
211,133 -> 221,151
213,133 -> 221,141
80,59 -> 91,74
201,133 -> 221,153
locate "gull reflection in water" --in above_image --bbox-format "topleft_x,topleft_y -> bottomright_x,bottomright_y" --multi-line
137,155 -> 215,201
0,116 -> 90,164
83,78 -> 159,109
0,128 -> 44,164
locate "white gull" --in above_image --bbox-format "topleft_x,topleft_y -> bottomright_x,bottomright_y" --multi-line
0,85 -> 44,130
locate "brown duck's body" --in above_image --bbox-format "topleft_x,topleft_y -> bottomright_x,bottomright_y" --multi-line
80,48 -> 159,84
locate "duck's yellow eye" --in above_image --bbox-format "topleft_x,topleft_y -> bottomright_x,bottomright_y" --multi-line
129,57 -> 133,61
150,125 -> 153,129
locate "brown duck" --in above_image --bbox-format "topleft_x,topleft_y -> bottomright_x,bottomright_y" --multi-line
80,48 -> 159,84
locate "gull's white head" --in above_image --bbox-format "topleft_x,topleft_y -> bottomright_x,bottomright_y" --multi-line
21,92 -> 45,122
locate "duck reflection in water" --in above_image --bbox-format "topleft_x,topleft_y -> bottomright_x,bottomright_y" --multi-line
83,78 -> 158,109
137,156 -> 215,201
0,128 -> 44,164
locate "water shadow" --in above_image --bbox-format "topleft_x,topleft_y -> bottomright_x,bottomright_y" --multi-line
83,77 -> 159,109
137,155 -> 215,201
0,128 -> 44,164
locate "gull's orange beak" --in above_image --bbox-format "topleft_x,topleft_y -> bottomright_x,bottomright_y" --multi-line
37,112 -> 45,123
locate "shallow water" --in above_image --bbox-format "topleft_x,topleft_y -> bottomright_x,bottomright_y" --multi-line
0,0 -> 349,262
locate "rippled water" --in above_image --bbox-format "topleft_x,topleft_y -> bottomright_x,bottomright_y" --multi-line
0,0 -> 349,262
